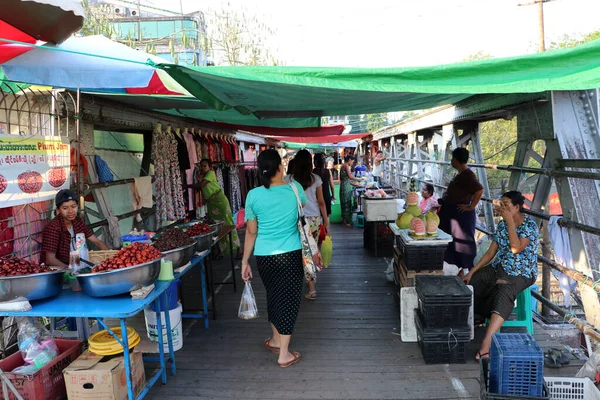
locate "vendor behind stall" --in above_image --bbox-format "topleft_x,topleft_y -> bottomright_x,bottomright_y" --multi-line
438,148 -> 483,275
42,190 -> 109,267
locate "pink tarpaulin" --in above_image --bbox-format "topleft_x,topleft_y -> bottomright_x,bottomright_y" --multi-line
272,133 -> 369,144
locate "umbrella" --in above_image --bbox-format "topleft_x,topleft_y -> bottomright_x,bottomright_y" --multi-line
0,20 -> 38,64
1,35 -> 169,89
0,0 -> 84,44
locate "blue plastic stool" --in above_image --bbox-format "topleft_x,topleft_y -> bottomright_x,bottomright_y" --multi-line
355,214 -> 364,228
487,288 -> 534,334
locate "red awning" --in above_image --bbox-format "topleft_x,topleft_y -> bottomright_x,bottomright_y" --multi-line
206,123 -> 346,138
272,133 -> 369,144
0,20 -> 36,64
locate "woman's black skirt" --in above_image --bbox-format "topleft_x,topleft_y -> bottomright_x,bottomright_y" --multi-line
256,249 -> 304,335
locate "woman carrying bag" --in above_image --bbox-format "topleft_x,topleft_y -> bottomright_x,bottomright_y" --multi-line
241,150 -> 307,368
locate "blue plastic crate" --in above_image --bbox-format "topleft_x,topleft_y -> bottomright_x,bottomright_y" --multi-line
489,333 -> 544,397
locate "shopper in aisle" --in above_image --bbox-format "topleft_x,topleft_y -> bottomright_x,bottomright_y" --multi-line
287,150 -> 330,300
463,191 -> 538,361
242,149 -> 306,368
42,190 -> 109,267
196,159 -> 241,258
340,155 -> 360,227
372,150 -> 386,185
419,183 -> 440,214
438,148 -> 484,275
313,152 -> 335,218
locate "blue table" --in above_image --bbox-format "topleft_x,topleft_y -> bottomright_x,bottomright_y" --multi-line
0,281 -> 176,400
177,251 -> 210,328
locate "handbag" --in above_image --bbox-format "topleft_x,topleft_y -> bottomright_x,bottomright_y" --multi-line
289,183 -> 323,281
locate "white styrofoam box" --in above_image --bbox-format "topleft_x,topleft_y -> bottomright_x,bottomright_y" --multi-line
545,377 -> 600,400
396,199 -> 405,213
400,287 -> 418,342
364,198 -> 397,221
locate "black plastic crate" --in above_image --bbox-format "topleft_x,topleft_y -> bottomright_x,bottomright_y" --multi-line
416,276 -> 472,328
415,311 -> 469,364
363,221 -> 394,257
399,243 -> 447,271
480,358 -> 549,400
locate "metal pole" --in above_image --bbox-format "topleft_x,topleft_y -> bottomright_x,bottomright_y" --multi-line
537,0 -> 546,52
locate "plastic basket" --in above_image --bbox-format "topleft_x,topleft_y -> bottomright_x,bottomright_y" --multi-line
416,276 -> 472,328
480,358 -> 549,400
490,333 -> 544,397
415,311 -> 468,364
544,377 -> 600,400
400,243 -> 446,270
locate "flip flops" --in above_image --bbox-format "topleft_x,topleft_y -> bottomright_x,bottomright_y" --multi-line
279,351 -> 301,368
264,338 -> 280,354
545,349 -> 570,368
305,291 -> 317,300
476,351 -> 490,361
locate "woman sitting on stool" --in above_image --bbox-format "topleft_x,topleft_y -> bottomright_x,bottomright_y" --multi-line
463,191 -> 539,361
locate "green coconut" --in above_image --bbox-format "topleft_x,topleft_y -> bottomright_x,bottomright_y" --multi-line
396,212 -> 413,229
426,210 -> 440,224
406,204 -> 422,218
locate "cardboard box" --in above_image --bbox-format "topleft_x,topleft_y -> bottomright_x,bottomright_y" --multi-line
0,339 -> 83,400
63,350 -> 146,400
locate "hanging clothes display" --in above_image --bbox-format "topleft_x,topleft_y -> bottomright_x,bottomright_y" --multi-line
229,166 -> 242,214
183,128 -> 199,212
152,124 -> 186,227
215,167 -> 224,191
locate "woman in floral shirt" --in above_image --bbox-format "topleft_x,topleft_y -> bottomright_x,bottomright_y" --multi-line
463,191 -> 538,361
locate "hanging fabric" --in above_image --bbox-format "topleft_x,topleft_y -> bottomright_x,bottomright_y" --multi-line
183,127 -> 199,212
0,207 -> 14,257
12,201 -> 50,263
229,166 -> 242,214
151,123 -> 186,227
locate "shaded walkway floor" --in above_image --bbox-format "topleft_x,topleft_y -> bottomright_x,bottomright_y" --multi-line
146,224 -> 580,399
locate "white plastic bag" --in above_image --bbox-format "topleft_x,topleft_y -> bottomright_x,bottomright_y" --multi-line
238,282 -> 259,320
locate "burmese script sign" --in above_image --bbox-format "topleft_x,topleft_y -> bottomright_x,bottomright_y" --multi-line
0,135 -> 70,206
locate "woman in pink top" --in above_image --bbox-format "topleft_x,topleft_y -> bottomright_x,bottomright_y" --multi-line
419,183 -> 440,214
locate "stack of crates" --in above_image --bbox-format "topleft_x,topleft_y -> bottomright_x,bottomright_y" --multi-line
489,333 -> 544,397
415,276 -> 472,364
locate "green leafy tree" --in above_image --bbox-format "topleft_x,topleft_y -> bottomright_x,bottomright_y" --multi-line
366,113 -> 388,133
461,51 -> 493,62
548,30 -> 600,50
79,0 -> 117,38
205,7 -> 280,66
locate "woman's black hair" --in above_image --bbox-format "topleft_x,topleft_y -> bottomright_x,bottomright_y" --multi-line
292,149 -> 315,190
423,183 -> 434,196
200,158 -> 211,167
344,155 -> 355,163
258,149 -> 281,189
452,148 -> 469,164
287,158 -> 295,175
502,190 -> 525,212
313,152 -> 326,172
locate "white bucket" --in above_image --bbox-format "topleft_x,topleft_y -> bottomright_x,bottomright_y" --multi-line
144,302 -> 183,352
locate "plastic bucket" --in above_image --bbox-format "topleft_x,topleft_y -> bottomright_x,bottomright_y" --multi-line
149,279 -> 180,312
144,303 -> 183,352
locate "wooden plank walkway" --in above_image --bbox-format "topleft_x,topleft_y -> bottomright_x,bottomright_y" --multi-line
142,224 -> 583,400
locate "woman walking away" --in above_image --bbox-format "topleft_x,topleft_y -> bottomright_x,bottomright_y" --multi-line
463,191 -> 538,361
288,149 -> 330,300
195,159 -> 241,257
313,153 -> 335,217
242,149 -> 307,368
340,155 -> 359,227
438,148 -> 483,275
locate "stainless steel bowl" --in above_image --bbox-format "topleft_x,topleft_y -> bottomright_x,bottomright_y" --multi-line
174,222 -> 219,253
0,269 -> 65,302
161,241 -> 196,268
190,227 -> 218,253
75,258 -> 162,297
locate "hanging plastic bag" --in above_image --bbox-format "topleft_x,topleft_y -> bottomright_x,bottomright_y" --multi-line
238,281 -> 258,320
236,209 -> 246,229
13,317 -> 58,374
321,235 -> 333,268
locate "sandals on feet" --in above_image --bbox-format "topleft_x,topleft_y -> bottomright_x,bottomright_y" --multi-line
476,351 -> 490,361
279,351 -> 301,368
305,291 -> 317,300
264,338 -> 280,354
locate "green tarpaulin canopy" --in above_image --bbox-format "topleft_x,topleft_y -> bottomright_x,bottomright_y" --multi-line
159,39 -> 600,119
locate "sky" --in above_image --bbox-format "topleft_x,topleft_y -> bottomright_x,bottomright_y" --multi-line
145,0 -> 600,67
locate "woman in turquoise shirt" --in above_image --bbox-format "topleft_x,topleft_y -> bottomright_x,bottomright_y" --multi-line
242,149 -> 307,368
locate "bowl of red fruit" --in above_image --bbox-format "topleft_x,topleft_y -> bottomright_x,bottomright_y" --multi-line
175,221 -> 219,253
